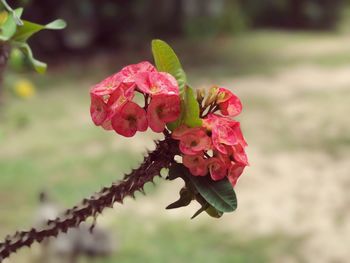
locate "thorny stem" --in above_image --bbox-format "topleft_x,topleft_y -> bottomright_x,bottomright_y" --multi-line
0,135 -> 179,262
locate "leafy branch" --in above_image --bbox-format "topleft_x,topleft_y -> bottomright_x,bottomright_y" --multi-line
0,0 -> 66,73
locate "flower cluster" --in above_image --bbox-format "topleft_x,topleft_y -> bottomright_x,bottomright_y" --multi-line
90,61 -> 181,137
89,62 -> 248,187
172,87 -> 248,187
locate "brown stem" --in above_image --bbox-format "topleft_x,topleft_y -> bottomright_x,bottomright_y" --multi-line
0,135 -> 179,262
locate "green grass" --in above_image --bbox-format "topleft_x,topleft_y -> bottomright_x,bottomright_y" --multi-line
106,217 -> 302,263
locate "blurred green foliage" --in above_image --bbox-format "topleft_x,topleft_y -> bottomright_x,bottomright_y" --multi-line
240,0 -> 344,29
8,0 -> 348,57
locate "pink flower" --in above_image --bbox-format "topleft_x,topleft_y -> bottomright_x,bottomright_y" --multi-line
147,94 -> 180,132
90,73 -> 124,97
135,72 -> 179,95
228,164 -> 245,187
90,61 -> 156,97
232,144 -> 249,166
105,83 -> 134,120
183,155 -> 208,176
119,61 -> 156,84
111,101 -> 148,137
172,125 -> 193,139
94,83 -> 134,130
204,114 -> 244,154
173,126 -> 211,155
90,93 -> 107,126
207,157 -> 227,181
217,87 -> 242,117
101,119 -> 113,131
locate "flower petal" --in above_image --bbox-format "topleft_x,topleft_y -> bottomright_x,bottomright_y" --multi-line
208,157 -> 227,181
90,93 -> 107,126
111,101 -> 148,137
228,164 -> 245,187
147,94 -> 180,132
183,155 -> 208,176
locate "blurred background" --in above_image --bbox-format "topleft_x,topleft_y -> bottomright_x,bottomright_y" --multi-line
1,0 -> 350,262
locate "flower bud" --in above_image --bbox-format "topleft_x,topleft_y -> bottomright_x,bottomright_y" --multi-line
204,86 -> 219,107
196,87 -> 205,104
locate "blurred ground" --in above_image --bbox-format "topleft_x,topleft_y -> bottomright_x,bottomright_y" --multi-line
1,30 -> 350,263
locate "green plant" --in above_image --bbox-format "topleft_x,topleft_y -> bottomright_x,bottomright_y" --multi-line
0,0 -> 66,73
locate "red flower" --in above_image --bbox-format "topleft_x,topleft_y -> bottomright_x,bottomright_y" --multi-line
105,83 -> 134,120
111,101 -> 148,137
90,73 -> 124,97
204,114 -> 246,154
147,94 -> 180,132
90,61 -> 155,97
207,157 -> 227,181
90,93 -> 107,126
183,155 -> 208,176
174,113 -> 248,184
231,144 -> 249,166
228,164 -> 245,187
119,61 -> 156,84
173,126 -> 211,155
135,72 -> 179,96
217,87 -> 242,117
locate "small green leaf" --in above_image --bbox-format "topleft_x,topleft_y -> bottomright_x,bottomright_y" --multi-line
13,19 -> 66,42
194,194 -> 223,218
0,11 -> 17,41
152,40 -> 201,130
171,163 -> 237,213
0,0 -> 23,25
205,205 -> 224,218
13,7 -> 23,20
186,171 -> 237,213
166,187 -> 193,210
191,204 -> 209,219
17,43 -> 47,74
167,86 -> 202,130
151,39 -> 187,94
191,176 -> 237,213
183,86 -> 202,127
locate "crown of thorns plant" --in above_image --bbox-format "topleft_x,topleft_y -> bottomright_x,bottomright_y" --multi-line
0,39 -> 248,261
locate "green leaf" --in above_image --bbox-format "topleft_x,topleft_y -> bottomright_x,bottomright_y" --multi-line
152,40 -> 201,130
167,86 -> 202,130
186,170 -> 237,213
205,205 -> 224,218
166,100 -> 185,131
151,39 -> 187,94
170,163 -> 237,213
191,204 -> 208,219
0,0 -> 23,25
183,86 -> 202,127
13,7 -> 23,20
166,187 -> 193,210
17,43 -> 47,74
0,11 -> 16,41
13,19 -> 66,42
